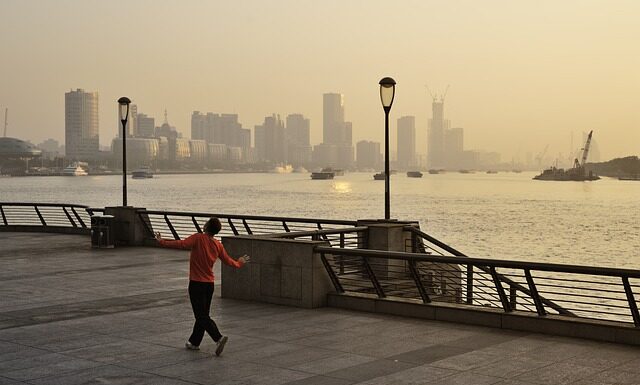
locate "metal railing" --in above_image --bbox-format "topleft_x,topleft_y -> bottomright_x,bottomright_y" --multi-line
0,202 -> 95,231
267,226 -> 368,249
137,209 -> 359,241
317,246 -> 640,326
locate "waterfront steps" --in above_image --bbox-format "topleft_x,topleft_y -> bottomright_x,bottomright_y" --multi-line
2,232 -> 640,384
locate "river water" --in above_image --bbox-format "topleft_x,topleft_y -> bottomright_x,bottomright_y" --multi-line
1,172 -> 638,268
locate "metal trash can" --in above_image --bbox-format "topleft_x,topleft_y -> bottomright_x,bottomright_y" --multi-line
91,215 -> 115,248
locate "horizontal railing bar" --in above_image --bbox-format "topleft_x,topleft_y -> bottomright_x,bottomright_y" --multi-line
317,247 -> 640,279
0,202 -> 90,208
140,209 -> 358,226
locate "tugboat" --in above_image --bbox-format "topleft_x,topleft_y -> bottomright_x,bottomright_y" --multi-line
373,172 -> 385,180
310,171 -> 334,180
428,169 -> 440,174
132,166 -> 154,179
534,131 -> 600,181
407,171 -> 423,178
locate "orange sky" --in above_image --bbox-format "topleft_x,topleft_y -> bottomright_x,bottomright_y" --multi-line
0,0 -> 638,161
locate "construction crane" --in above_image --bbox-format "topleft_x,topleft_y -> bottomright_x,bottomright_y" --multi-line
535,144 -> 549,166
3,108 -> 7,137
424,84 -> 450,102
573,130 -> 594,169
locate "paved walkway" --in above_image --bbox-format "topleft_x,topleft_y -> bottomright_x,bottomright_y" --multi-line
1,232 -> 639,385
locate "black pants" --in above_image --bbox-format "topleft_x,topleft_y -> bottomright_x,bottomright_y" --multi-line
188,280 -> 222,346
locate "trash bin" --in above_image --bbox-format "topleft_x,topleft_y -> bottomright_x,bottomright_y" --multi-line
91,215 -> 115,248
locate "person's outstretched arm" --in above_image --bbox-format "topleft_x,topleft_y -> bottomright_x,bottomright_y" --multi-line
216,241 -> 250,268
156,232 -> 197,250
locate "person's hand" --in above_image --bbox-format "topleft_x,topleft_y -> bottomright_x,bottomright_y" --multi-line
239,255 -> 251,264
155,232 -> 162,241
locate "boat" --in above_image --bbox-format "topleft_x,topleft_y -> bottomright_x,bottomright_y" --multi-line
272,164 -> 293,173
534,130 -> 600,181
321,167 -> 344,176
132,167 -> 154,179
310,171 -> 334,180
459,170 -> 474,174
428,169 -> 440,174
373,172 -> 386,180
407,171 -> 423,178
486,170 -> 498,174
62,164 -> 88,176
619,176 -> 640,181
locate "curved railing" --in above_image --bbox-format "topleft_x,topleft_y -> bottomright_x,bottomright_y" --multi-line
0,202 -> 97,234
317,246 -> 640,327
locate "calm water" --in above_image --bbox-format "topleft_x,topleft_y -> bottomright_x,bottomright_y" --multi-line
1,172 -> 639,268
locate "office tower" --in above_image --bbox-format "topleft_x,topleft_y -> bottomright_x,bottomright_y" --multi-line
427,98 -> 450,169
191,112 -> 248,149
397,116 -> 416,170
356,140 -> 382,170
65,89 -> 99,160
254,114 -> 286,164
286,114 -> 311,166
318,93 -> 354,168
444,127 -> 463,168
136,113 -> 155,138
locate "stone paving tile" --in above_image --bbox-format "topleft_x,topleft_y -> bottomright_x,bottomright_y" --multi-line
512,362 -> 603,385
353,364 -> 458,385
288,352 -> 376,375
388,345 -> 469,365
2,356 -> 102,382
428,350 -> 504,371
280,375 -> 356,385
324,359 -> 418,382
0,376 -> 28,385
423,371 -> 503,385
27,364 -> 195,385
470,356 -> 555,379
581,369 -> 640,385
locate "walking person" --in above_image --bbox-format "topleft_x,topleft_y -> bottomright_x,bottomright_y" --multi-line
155,217 -> 249,356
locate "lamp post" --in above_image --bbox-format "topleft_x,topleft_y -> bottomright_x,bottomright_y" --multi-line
379,77 -> 396,220
118,97 -> 131,206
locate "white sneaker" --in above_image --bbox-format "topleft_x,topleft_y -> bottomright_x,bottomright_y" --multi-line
215,336 -> 228,356
185,341 -> 200,350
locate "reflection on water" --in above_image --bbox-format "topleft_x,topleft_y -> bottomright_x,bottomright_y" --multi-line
1,172 -> 639,268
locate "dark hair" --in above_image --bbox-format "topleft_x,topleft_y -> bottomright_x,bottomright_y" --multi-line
203,217 -> 222,235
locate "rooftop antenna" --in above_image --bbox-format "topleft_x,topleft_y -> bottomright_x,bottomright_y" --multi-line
3,108 -> 7,137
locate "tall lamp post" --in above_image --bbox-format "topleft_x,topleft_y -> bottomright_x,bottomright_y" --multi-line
118,97 -> 131,206
379,77 -> 396,220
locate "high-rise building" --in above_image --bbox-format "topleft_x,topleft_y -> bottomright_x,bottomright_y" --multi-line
356,140 -> 382,170
118,104 -> 137,138
317,93 -> 354,168
444,127 -> 463,168
191,112 -> 249,149
65,89 -> 99,161
397,116 -> 416,170
254,114 -> 286,164
286,114 -> 311,166
136,113 -> 155,138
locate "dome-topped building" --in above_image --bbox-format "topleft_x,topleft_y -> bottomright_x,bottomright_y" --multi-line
0,137 -> 42,159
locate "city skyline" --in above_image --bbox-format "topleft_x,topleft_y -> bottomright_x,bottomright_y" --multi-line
1,1 -> 639,161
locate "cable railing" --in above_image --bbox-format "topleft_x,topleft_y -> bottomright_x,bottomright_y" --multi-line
0,202 -> 94,231
317,246 -> 640,326
137,209 -> 359,241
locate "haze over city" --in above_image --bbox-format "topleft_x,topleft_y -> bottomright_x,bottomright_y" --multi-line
1,0 -> 638,161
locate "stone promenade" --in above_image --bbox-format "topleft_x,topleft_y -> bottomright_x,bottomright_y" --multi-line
1,232 -> 640,385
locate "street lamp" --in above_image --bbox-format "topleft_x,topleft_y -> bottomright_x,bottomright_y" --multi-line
379,77 -> 396,220
118,97 -> 131,206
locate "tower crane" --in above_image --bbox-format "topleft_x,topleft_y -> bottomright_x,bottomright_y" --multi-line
572,130 -> 594,169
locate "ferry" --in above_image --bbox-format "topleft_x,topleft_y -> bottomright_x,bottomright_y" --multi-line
132,167 -> 154,179
310,171 -> 334,180
407,171 -> 423,178
62,164 -> 88,176
321,167 -> 344,176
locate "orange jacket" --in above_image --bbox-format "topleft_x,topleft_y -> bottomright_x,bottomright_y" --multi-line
158,233 -> 244,283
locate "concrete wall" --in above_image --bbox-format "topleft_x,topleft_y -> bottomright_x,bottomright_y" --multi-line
221,236 -> 333,308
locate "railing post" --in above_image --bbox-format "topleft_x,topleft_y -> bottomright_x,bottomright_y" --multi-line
73,208 -> 87,228
34,205 -> 46,226
622,276 -> 640,327
164,214 -> 180,240
339,233 -> 345,248
466,264 -> 474,305
227,218 -> 239,235
242,219 -> 253,235
362,256 -> 385,298
320,252 -> 344,294
0,205 -> 7,225
509,286 -> 517,310
490,267 -> 512,312
62,207 -> 77,227
192,216 -> 202,233
408,260 -> 431,303
525,269 -> 546,316
282,221 -> 290,232
137,211 -> 154,237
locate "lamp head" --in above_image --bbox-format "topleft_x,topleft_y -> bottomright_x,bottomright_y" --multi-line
379,77 -> 396,110
117,97 -> 131,122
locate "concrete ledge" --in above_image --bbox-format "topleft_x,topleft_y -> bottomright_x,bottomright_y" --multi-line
327,293 -> 640,346
0,225 -> 90,235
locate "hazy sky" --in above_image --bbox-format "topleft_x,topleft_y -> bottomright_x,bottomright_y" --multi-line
0,0 -> 638,161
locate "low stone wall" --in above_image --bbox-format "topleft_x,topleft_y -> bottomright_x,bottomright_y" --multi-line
221,236 -> 333,308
